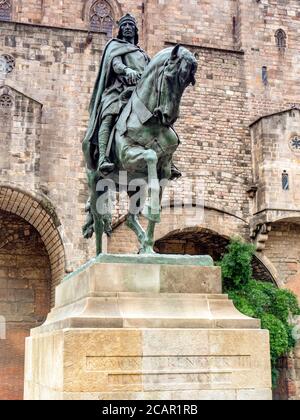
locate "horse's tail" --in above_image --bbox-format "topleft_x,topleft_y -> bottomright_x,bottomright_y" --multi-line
82,192 -> 113,240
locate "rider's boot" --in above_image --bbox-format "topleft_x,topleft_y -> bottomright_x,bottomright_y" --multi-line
98,119 -> 115,174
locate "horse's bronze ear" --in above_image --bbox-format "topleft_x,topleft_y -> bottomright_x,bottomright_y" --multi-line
171,44 -> 181,61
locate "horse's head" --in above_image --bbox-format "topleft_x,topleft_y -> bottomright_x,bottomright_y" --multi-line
154,45 -> 198,126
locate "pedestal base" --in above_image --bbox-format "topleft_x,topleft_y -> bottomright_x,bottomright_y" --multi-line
24,255 -> 272,400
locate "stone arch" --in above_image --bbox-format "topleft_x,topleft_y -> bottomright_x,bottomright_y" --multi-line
108,205 -> 249,255
253,252 -> 281,287
108,205 -> 279,285
0,209 -> 52,400
154,225 -> 230,260
156,204 -> 249,244
0,184 -> 65,301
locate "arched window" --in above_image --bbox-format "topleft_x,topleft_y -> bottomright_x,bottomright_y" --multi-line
282,171 -> 289,191
262,66 -> 268,86
275,29 -> 287,49
89,0 -> 114,37
0,0 -> 12,21
0,93 -> 13,108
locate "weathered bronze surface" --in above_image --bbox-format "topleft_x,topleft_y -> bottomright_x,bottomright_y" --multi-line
82,14 -> 197,255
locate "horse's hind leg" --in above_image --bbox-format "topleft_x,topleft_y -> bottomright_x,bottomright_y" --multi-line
126,188 -> 147,252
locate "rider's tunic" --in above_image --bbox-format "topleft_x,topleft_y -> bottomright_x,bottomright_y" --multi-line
101,48 -> 150,119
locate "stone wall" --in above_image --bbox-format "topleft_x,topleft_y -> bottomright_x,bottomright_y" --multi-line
0,21 -> 109,271
239,0 -> 300,121
0,85 -> 42,191
0,210 -> 51,400
9,0 -> 239,54
250,109 -> 300,217
173,46 -> 250,219
264,222 -> 300,296
273,342 -> 300,401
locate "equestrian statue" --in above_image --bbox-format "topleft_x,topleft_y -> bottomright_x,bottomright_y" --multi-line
82,14 -> 197,255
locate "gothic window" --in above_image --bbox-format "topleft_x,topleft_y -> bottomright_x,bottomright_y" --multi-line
275,29 -> 287,49
0,54 -> 15,74
0,93 -> 13,108
0,0 -> 12,21
282,171 -> 289,191
89,0 -> 114,37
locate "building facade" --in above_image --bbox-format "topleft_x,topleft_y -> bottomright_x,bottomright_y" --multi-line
0,0 -> 299,400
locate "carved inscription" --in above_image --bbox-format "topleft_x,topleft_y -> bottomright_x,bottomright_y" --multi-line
86,355 -> 251,372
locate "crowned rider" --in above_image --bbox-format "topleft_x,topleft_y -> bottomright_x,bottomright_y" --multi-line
83,13 -> 181,179
83,14 -> 150,173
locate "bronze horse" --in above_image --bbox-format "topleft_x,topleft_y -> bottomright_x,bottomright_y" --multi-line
82,45 -> 197,255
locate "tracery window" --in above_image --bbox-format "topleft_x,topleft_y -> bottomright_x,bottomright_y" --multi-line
89,0 -> 114,37
0,0 -> 12,22
289,135 -> 300,152
0,93 -> 13,108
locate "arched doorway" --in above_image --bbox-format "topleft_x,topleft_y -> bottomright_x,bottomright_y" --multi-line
154,227 -> 229,260
0,185 -> 65,400
0,210 -> 51,400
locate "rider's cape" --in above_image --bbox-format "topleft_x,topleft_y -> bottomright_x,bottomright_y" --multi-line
82,38 -> 140,169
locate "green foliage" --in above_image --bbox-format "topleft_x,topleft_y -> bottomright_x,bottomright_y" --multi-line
219,239 -> 256,290
219,238 -> 300,387
261,314 -> 289,364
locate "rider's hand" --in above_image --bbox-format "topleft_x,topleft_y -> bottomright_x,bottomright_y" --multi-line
125,68 -> 140,85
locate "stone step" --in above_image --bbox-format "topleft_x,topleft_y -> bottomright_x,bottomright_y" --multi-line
31,293 -> 259,334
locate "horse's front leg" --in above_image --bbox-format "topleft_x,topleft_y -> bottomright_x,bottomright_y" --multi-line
141,150 -> 161,254
89,173 -> 104,256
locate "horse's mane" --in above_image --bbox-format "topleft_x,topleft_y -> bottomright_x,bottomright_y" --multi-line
137,46 -> 196,88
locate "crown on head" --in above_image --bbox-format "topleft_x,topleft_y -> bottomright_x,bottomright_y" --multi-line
118,13 -> 137,28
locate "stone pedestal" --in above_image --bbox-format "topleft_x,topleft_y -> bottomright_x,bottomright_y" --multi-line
24,254 -> 272,400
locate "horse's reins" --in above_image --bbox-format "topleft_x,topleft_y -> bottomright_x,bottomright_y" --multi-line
154,59 -> 170,119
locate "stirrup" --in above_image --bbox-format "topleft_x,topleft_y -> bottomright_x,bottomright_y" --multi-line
170,164 -> 182,180
98,159 -> 115,174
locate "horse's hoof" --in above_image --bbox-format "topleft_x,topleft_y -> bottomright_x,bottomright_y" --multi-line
138,247 -> 156,255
